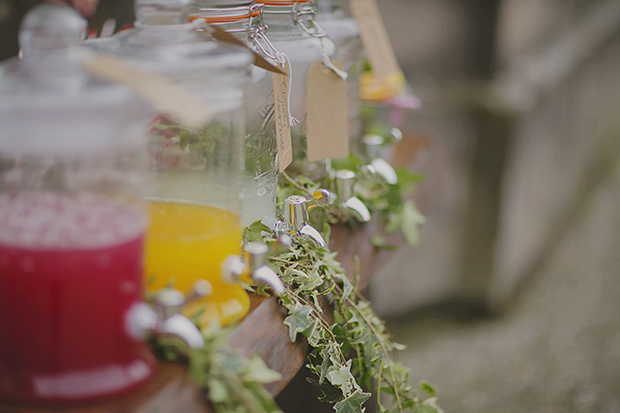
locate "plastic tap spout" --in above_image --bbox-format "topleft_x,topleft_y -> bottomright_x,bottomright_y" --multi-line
298,224 -> 326,248
342,197 -> 371,222
124,302 -> 205,349
159,313 -> 205,349
252,265 -> 286,295
370,158 -> 398,185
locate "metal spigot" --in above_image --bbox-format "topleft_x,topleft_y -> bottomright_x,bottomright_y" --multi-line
267,189 -> 334,248
334,170 -> 371,222
244,242 -> 286,295
219,245 -> 285,295
125,281 -> 210,349
387,127 -> 403,145
363,135 -> 398,185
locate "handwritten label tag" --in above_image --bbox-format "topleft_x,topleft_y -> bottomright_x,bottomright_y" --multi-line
82,54 -> 213,129
272,61 -> 293,172
350,0 -> 401,81
306,61 -> 349,162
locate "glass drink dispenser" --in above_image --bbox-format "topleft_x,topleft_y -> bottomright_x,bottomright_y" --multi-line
190,0 -> 281,226
83,0 -> 256,328
0,4 -> 156,402
255,0 -> 338,178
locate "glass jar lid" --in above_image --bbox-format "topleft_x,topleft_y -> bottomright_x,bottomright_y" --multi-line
0,3 -> 138,118
0,4 -> 149,156
83,0 -> 253,86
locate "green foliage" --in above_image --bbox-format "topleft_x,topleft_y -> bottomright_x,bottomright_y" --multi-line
278,159 -> 425,248
261,232 -> 441,413
283,303 -> 315,341
148,149 -> 436,413
243,221 -> 272,244
334,391 -> 372,413
151,326 -> 283,413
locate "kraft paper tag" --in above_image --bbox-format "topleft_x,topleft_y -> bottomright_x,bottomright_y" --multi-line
306,61 -> 349,162
272,61 -> 293,172
82,54 -> 213,129
207,25 -> 285,75
350,0 -> 401,81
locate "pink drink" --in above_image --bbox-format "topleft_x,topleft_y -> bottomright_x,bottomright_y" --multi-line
0,193 -> 155,403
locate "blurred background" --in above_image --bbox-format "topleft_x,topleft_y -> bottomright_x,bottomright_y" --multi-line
370,0 -> 620,412
3,0 -> 620,411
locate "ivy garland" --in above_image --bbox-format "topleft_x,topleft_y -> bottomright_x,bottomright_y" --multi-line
150,155 -> 441,413
252,226 -> 442,413
277,153 -> 426,250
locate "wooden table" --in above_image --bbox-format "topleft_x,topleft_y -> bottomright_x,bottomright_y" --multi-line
0,134 -> 429,413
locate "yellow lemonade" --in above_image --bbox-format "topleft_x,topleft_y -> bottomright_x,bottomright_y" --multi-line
145,201 -> 250,327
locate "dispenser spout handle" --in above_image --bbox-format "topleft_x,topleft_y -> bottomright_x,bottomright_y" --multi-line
299,224 -> 327,248
370,158 -> 398,185
342,197 -> 371,222
124,301 -> 205,349
159,313 -> 205,349
252,266 -> 286,296
244,242 -> 286,295
334,169 -> 372,222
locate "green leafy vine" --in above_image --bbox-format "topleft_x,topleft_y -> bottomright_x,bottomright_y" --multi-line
147,148 -> 438,413
277,153 -> 426,249
151,327 -> 283,413
246,224 -> 442,413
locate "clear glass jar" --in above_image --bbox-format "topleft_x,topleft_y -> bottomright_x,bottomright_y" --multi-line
0,4 -> 155,402
316,0 -> 364,154
256,0 -> 338,178
83,0 -> 255,328
190,0 -> 280,226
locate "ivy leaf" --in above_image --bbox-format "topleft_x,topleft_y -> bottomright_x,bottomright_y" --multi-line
333,391 -> 372,413
319,351 -> 333,384
207,379 -> 229,403
322,251 -> 345,274
327,363 -> 354,388
307,378 -> 344,403
420,381 -> 436,398
255,285 -> 271,297
244,220 -> 272,244
296,269 -> 324,292
283,303 -> 314,342
350,328 -> 379,365
307,321 -> 322,347
369,235 -> 398,251
333,273 -> 354,303
241,355 -> 283,383
283,265 -> 308,280
395,167 -> 424,193
241,280 -> 255,292
419,397 -> 444,413
392,341 -> 407,351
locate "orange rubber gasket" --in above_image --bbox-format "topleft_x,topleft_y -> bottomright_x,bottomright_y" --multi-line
189,10 -> 261,23
254,0 -> 312,4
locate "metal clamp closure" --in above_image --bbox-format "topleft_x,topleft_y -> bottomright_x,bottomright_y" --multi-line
291,0 -> 326,38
